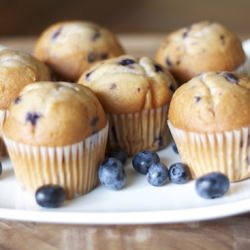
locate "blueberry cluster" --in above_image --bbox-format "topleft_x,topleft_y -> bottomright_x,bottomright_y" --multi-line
33,147 -> 231,208
97,148 -> 230,201
132,150 -> 190,186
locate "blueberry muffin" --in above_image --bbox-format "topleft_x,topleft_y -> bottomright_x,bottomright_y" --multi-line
34,21 -> 125,82
155,21 -> 246,84
3,81 -> 108,199
0,48 -> 51,157
78,55 -> 177,155
168,72 -> 250,181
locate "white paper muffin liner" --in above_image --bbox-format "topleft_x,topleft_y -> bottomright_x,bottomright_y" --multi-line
3,123 -> 109,199
108,105 -> 170,156
168,121 -> 250,182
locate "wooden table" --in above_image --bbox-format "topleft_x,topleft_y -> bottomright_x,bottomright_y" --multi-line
1,35 -> 250,250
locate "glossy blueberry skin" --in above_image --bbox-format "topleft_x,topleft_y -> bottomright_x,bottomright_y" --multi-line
132,151 -> 160,175
107,149 -> 127,165
146,163 -> 169,186
0,162 -> 2,176
169,163 -> 190,184
35,185 -> 66,208
195,172 -> 230,199
98,158 -> 127,190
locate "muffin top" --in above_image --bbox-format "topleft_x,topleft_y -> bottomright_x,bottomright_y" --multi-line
168,72 -> 250,132
34,21 -> 125,82
155,21 -> 246,83
0,49 -> 51,109
78,55 -> 177,114
3,81 -> 107,146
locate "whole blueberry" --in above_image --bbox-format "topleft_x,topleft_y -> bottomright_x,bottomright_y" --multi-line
195,172 -> 230,199
98,158 -> 127,190
147,163 -> 169,186
132,151 -> 160,175
35,185 -> 66,208
107,149 -> 127,165
169,163 -> 190,184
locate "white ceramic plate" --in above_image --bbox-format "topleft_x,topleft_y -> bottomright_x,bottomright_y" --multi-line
1,40 -> 250,225
1,141 -> 250,225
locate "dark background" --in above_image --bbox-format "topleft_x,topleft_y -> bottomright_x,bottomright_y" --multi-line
0,0 -> 248,36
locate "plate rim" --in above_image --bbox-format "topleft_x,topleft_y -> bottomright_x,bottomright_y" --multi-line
0,196 -> 249,224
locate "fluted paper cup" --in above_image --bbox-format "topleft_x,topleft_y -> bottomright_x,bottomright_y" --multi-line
3,124 -> 108,199
108,105 -> 170,156
168,121 -> 250,182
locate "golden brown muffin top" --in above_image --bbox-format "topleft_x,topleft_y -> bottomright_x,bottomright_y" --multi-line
3,81 -> 107,146
168,72 -> 250,132
0,49 -> 51,109
34,20 -> 125,82
78,55 -> 177,114
155,21 -> 246,84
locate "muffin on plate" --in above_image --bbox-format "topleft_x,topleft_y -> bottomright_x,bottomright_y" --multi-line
0,48 -> 51,157
3,81 -> 108,199
155,21 -> 246,84
34,21 -> 125,82
168,71 -> 250,181
78,55 -> 177,155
